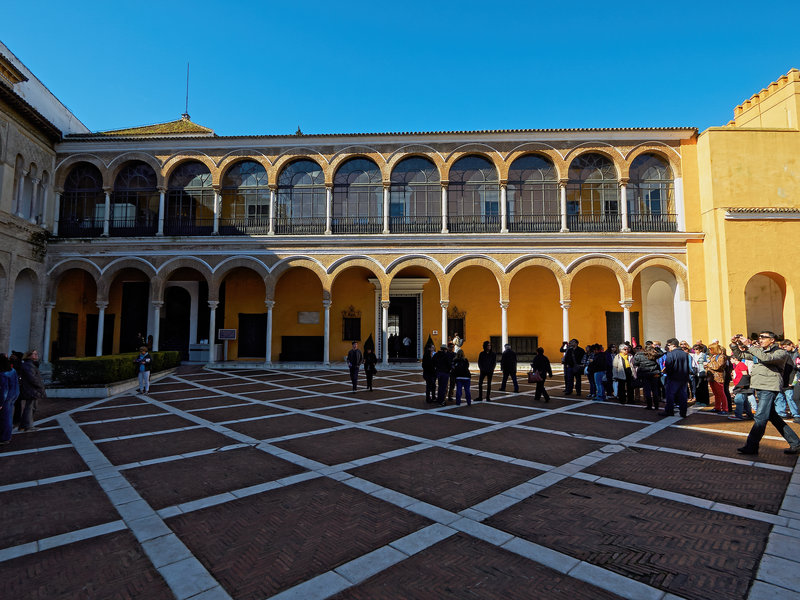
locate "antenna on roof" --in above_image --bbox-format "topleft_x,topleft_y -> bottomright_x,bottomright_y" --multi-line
182,63 -> 190,121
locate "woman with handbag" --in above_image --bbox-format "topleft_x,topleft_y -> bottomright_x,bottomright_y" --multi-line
530,347 -> 553,402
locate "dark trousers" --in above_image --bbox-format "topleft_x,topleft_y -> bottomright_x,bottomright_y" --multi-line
639,376 -> 661,409
448,373 -> 456,400
534,378 -> 550,402
664,378 -> 689,417
500,371 -> 519,392
349,366 -> 359,390
437,371 -> 450,403
365,371 -> 374,390
615,377 -> 635,405
564,366 -> 581,394
478,371 -> 493,400
20,395 -> 37,429
424,372 -> 436,400
744,390 -> 800,451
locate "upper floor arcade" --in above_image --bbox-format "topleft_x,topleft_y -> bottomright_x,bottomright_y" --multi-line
50,127 -> 696,240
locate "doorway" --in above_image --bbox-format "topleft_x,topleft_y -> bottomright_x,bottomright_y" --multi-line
388,296 -> 417,361
238,313 -> 267,357
161,287 -> 191,358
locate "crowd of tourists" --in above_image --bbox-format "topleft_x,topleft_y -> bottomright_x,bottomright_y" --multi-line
0,349 -> 46,446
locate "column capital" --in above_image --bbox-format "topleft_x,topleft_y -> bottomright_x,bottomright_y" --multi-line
325,182 -> 334,190
380,300 -> 391,309
268,183 -> 278,192
96,301 -> 109,310
54,188 -> 64,195
440,300 -> 450,310
322,299 -> 332,308
499,300 -> 510,310
619,300 -> 634,310
265,300 -> 275,309
158,187 -> 167,194
383,181 -> 391,189
618,178 -> 629,187
560,300 -> 572,310
558,178 -> 569,187
152,301 -> 164,309
499,179 -> 508,188
208,300 -> 219,310
102,187 -> 113,195
44,301 -> 56,310
440,180 -> 449,189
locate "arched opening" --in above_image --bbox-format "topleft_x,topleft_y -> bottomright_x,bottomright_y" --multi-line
60,163 -> 104,237
389,157 -> 441,233
387,265 -> 442,356
570,266 -> 629,347
162,268 -> 210,358
628,153 -> 676,231
634,267 -> 679,343
508,266 -> 562,359
220,160 -> 270,235
112,161 -> 159,236
448,156 -> 500,233
9,270 -> 36,354
276,159 -> 326,234
273,267 -> 324,361
745,273 -> 785,338
51,268 -> 98,358
165,162 -> 213,235
567,153 -> 619,231
330,266 -> 380,360
448,265 -> 500,359
507,155 -> 559,232
332,158 -> 382,234
107,268 -> 152,353
219,267 -> 267,359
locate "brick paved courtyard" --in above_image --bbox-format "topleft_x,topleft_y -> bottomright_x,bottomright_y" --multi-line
1,367 -> 799,599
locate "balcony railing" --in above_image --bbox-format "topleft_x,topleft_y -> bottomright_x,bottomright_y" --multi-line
58,218 -> 104,238
219,217 -> 271,235
567,213 -> 622,232
274,217 -> 326,235
331,216 -> 383,234
163,218 -> 214,236
447,215 -> 501,233
507,215 -> 561,233
629,213 -> 678,232
109,217 -> 158,237
389,215 -> 441,233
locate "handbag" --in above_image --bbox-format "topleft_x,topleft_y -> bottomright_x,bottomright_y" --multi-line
528,370 -> 543,383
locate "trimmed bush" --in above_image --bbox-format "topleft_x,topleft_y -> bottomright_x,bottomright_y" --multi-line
53,351 -> 181,386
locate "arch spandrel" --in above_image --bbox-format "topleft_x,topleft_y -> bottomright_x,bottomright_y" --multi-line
624,144 -> 682,179
97,258 -> 158,299
329,151 -> 390,183
502,147 -> 565,181
441,147 -> 503,181
107,153 -> 165,188
385,145 -> 446,171
627,255 -> 689,301
161,154 -> 218,186
563,145 -> 625,180
46,259 -> 102,303
54,155 -> 109,189
217,153 -> 273,184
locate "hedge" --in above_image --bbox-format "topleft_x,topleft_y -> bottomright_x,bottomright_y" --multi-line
53,351 -> 182,386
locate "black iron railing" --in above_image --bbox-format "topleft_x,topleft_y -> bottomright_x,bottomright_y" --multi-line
507,215 -> 562,233
389,215 -> 441,233
57,219 -> 104,238
331,216 -> 384,234
446,215 -> 501,233
628,213 -> 678,232
163,218 -> 214,236
274,217 -> 326,235
218,217 -> 271,235
109,217 -> 158,237
567,213 -> 622,232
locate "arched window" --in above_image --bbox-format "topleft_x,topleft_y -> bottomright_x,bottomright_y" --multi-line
166,161 -> 213,235
507,155 -> 559,232
333,158 -> 383,234
389,157 -> 441,233
112,161 -> 159,236
448,156 -> 500,233
221,160 -> 269,234
276,160 -> 326,234
36,170 -> 50,226
567,153 -> 619,231
628,154 -> 676,231
60,163 -> 104,237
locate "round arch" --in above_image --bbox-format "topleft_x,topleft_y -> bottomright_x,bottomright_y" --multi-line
55,155 -> 109,189
564,146 -> 624,180
162,154 -> 218,186
47,259 -> 102,302
386,145 -> 446,172
627,255 -> 688,301
97,258 -> 158,300
505,255 -> 567,299
624,144 -> 682,179
745,272 -> 787,338
566,256 -> 627,300
329,152 -> 388,184
502,148 -> 564,181
442,148 -> 502,181
217,154 -> 272,185
107,153 -> 165,188
269,257 -> 329,299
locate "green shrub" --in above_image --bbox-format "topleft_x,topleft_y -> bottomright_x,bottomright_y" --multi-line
53,351 -> 181,386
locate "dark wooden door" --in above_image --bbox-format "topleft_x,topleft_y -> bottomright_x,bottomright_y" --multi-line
238,313 -> 267,357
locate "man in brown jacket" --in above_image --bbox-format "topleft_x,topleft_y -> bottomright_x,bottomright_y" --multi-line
732,331 -> 800,455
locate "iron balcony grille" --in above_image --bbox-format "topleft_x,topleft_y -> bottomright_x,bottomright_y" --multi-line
331,216 -> 384,234
109,217 -> 158,237
218,217 -> 271,235
274,217 -> 326,235
446,214 -> 501,233
567,213 -> 622,232
388,215 -> 441,233
507,214 -> 562,233
163,218 -> 214,236
57,219 -> 104,238
628,213 -> 678,232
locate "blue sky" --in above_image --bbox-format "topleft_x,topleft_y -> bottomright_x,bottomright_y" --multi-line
3,1 -> 799,136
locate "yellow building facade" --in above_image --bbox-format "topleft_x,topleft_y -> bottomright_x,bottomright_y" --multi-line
2,55 -> 799,367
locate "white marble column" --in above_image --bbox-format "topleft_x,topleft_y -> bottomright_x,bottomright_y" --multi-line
559,181 -> 569,232
500,183 -> 508,233
30,178 -> 41,224
42,302 -> 55,364
560,300 -> 571,342
102,190 -> 111,236
325,185 -> 333,235
53,192 -> 61,236
381,300 -> 390,365
440,300 -> 449,347
620,180 -> 630,232
212,189 -> 221,235
15,172 -> 25,216
382,184 -> 390,234
268,186 -> 276,235
152,301 -> 163,351
500,300 -> 509,348
621,300 -> 633,343
208,300 -> 218,361
157,189 -> 166,236
441,182 -> 449,234
265,300 -> 274,364
95,301 -> 108,356
323,299 -> 331,364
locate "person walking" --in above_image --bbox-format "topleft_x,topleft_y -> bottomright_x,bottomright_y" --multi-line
660,338 -> 693,418
452,350 -> 472,406
434,344 -> 453,406
422,344 -> 437,402
18,350 -> 45,432
0,354 -> 20,445
134,346 -> 152,393
499,343 -> 519,393
732,332 -> 800,455
347,341 -> 363,392
477,341 -> 496,402
530,347 -> 553,402
363,348 -> 378,391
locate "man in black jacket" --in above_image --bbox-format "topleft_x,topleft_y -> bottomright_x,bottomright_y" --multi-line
477,341 -> 497,402
434,344 -> 453,406
499,344 -> 519,393
346,342 -> 363,392
560,339 -> 585,395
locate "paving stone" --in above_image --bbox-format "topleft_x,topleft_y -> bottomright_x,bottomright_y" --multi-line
226,413 -> 337,439
531,412 -> 649,439
80,414 -> 197,439
274,427 -> 414,466
372,413 -> 493,440
0,446 -> 87,486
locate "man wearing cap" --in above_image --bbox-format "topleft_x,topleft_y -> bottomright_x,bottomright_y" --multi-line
499,343 -> 519,393
732,331 -> 800,455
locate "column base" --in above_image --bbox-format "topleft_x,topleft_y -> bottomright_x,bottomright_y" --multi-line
500,228 -> 509,233
621,228 -> 631,233
441,229 -> 449,234
560,228 -> 570,233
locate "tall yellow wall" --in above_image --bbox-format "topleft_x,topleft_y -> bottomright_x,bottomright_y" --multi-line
508,266 -> 561,358
569,267 -> 621,347
330,268 -> 377,361
448,266 -> 501,361
52,270 -> 97,357
223,269 -> 267,359
272,268 -> 323,361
